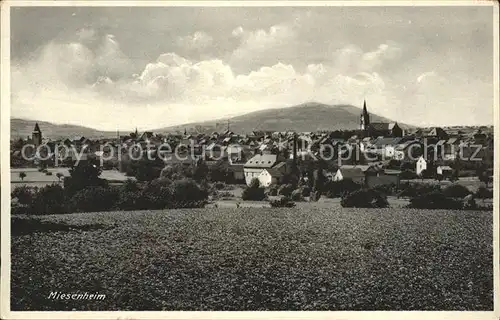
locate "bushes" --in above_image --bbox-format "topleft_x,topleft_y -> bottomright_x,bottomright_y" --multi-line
69,186 -> 120,213
324,179 -> 362,198
290,189 -> 305,202
102,159 -> 119,170
170,178 -> 209,208
268,185 -> 278,196
139,178 -> 209,210
371,183 -> 397,196
208,160 -> 234,183
400,170 -> 417,180
340,189 -> 389,208
30,184 -> 67,215
301,186 -> 311,197
214,182 -> 226,190
213,191 -> 233,200
398,182 -> 440,198
407,191 -> 463,210
13,174 -> 209,214
63,160 -> 108,197
476,186 -> 493,199
269,197 -> 296,208
242,178 -> 266,201
278,184 -> 294,197
12,186 -> 38,206
140,178 -> 173,210
442,184 -> 471,198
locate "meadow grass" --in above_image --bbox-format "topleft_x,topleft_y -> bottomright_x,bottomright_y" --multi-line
11,207 -> 493,311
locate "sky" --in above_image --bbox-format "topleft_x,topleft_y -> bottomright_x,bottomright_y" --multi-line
10,5 -> 495,131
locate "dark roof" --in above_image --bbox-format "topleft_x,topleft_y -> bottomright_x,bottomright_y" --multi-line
369,122 -> 398,131
265,168 -> 285,177
244,154 -> 277,168
337,167 -> 366,179
33,123 -> 41,133
372,137 -> 402,148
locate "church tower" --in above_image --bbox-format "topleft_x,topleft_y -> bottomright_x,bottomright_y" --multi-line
360,100 -> 370,131
32,123 -> 42,147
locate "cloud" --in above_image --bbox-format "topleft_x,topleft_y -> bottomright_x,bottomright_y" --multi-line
11,34 -> 401,129
12,24 -> 491,129
230,24 -> 296,68
231,26 -> 244,37
176,31 -> 213,50
416,71 -> 442,84
360,42 -> 402,71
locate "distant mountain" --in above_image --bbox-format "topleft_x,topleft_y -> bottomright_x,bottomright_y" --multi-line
10,119 -> 117,140
11,102 -> 410,139
158,102 -> 409,134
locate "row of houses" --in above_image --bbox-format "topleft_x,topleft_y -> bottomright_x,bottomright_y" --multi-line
11,123 -> 494,188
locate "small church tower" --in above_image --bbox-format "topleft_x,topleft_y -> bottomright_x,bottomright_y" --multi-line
360,100 -> 370,131
32,123 -> 42,147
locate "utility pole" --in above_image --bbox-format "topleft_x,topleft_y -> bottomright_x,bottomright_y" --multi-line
227,119 -> 230,132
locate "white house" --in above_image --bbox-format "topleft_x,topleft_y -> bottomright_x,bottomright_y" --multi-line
333,165 -> 369,184
436,165 -> 452,176
243,154 -> 288,186
257,168 -> 284,187
384,145 -> 396,158
416,156 -> 427,176
243,154 -> 277,186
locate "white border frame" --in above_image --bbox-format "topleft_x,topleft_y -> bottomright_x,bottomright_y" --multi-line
1,1 -> 498,319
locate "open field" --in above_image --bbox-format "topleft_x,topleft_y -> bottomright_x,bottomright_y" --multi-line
400,177 -> 487,192
10,168 -> 132,189
11,208 -> 492,311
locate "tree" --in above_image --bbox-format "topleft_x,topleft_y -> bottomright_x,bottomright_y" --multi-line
170,178 -> 209,207
449,168 -> 459,182
208,160 -> 233,183
30,184 -> 67,215
12,138 -> 24,149
443,184 -> 471,199
479,173 -> 493,187
130,157 -> 164,182
11,185 -> 37,205
400,161 -> 413,171
70,186 -> 120,213
242,178 -> 266,201
18,171 -> 26,181
64,159 -> 107,197
193,159 -> 209,182
56,172 -> 64,182
341,189 -> 389,208
476,165 -> 492,187
419,169 -> 426,181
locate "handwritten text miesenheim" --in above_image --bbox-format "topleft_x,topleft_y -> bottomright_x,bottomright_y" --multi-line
48,291 -> 106,300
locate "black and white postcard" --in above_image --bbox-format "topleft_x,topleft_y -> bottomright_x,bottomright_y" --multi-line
1,1 -> 499,319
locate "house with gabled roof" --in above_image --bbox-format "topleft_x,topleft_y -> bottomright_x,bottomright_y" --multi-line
243,154 -> 287,186
368,122 -> 403,137
427,127 -> 449,140
333,165 -> 369,184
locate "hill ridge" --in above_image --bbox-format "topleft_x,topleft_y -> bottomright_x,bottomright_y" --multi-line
11,102 -> 405,138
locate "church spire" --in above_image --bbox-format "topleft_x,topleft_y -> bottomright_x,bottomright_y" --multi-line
360,99 -> 370,131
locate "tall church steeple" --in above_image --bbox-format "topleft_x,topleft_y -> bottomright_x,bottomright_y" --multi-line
360,100 -> 370,131
32,123 -> 42,146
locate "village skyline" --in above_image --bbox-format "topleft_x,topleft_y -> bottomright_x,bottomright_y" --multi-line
10,6 -> 494,130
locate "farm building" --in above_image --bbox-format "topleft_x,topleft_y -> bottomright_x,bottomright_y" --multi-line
416,156 -> 427,175
257,168 -> 285,187
333,165 -> 369,184
436,165 -> 453,176
365,169 -> 401,188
